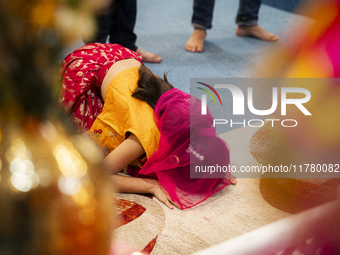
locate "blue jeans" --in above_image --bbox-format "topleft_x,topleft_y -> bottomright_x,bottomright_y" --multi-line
191,0 -> 261,29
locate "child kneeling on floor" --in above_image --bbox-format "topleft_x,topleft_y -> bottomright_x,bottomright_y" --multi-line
59,43 -> 236,209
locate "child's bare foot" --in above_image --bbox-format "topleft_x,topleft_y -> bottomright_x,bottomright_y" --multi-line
222,176 -> 237,185
231,177 -> 237,185
185,28 -> 207,53
136,48 -> 162,63
236,25 -> 279,42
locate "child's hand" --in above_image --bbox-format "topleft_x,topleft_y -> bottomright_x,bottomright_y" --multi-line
144,179 -> 194,209
146,179 -> 180,209
152,181 -> 180,209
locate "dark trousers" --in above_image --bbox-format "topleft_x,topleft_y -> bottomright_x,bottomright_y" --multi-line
90,0 -> 138,51
191,0 -> 261,29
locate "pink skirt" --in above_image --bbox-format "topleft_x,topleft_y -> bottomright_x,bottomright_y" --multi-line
59,43 -> 142,131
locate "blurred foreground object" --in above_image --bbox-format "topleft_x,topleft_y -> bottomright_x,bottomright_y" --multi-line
0,120 -> 114,255
256,0 -> 340,78
0,0 -> 114,254
250,0 -> 340,213
193,200 -> 340,255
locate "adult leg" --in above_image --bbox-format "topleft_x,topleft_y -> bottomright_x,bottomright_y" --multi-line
109,0 -> 137,50
83,6 -> 111,44
109,0 -> 162,63
94,14 -> 110,43
185,0 -> 215,52
235,0 -> 279,42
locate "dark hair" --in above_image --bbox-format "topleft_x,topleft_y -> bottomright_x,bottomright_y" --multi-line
132,65 -> 174,110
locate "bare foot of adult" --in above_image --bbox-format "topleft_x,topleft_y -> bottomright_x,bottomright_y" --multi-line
236,25 -> 279,42
185,28 -> 207,52
136,48 -> 162,63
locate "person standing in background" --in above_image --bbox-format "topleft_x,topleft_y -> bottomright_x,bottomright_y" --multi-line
186,0 -> 279,52
89,0 -> 162,63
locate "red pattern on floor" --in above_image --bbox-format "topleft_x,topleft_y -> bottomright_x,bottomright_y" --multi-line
115,198 -> 158,254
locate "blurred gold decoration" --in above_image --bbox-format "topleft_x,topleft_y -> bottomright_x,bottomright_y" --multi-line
0,120 -> 114,255
0,0 -> 114,254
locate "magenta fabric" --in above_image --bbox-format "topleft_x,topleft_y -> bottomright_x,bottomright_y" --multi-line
137,89 -> 231,209
323,1 -> 340,78
59,43 -> 142,131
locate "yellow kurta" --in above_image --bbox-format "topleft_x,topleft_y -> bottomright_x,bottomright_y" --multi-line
89,67 -> 160,167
